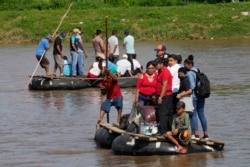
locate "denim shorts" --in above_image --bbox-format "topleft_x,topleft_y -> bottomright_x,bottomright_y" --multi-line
100,96 -> 123,113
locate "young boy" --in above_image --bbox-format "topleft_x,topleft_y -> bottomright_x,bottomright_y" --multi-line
98,70 -> 123,125
164,101 -> 191,153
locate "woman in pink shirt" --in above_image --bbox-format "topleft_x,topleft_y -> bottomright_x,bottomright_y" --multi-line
134,61 -> 157,106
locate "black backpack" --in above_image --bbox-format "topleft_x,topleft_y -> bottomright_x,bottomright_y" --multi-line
191,69 -> 210,98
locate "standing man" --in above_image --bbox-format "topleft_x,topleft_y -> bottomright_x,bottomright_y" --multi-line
154,44 -> 169,67
70,28 -> 80,77
35,34 -> 53,76
76,27 -> 88,76
93,29 -> 106,57
155,57 -> 173,135
123,29 -> 135,71
167,54 -> 181,113
108,30 -> 119,64
53,32 -> 66,76
154,44 -> 168,58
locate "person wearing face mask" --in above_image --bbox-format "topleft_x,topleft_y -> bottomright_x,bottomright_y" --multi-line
176,67 -> 192,99
176,67 -> 193,119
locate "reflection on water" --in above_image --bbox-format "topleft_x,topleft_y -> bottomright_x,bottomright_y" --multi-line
0,38 -> 250,167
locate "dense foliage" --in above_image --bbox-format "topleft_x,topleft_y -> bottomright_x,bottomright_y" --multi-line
0,1 -> 249,43
0,0 -> 248,10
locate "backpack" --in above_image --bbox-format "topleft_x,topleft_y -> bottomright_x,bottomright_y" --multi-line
191,69 -> 210,98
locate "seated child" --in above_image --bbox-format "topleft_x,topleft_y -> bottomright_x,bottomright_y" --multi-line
164,101 -> 191,153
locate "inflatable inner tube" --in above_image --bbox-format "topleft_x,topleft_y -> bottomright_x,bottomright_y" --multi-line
95,127 -> 120,149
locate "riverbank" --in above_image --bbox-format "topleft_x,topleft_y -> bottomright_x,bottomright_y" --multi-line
0,2 -> 249,44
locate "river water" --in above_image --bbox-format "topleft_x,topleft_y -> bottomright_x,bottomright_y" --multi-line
0,38 -> 249,167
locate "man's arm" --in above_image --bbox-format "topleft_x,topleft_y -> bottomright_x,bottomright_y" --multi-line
158,81 -> 167,104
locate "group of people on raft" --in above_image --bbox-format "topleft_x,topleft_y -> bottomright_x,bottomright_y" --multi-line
34,28 -> 209,154
97,44 -> 209,154
34,27 -> 142,78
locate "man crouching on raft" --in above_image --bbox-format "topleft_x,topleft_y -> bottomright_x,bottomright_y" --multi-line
164,101 -> 191,153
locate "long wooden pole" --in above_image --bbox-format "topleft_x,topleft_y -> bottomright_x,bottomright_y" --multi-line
24,3 -> 73,91
105,16 -> 110,123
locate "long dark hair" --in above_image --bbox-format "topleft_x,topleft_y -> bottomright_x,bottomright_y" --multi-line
96,57 -> 103,70
146,60 -> 156,68
184,54 -> 194,66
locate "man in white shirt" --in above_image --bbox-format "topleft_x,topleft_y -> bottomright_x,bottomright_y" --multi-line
116,54 -> 134,77
167,54 -> 181,112
108,30 -> 119,64
132,54 -> 143,75
123,30 -> 135,70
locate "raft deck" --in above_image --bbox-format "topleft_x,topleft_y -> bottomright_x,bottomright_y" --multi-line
98,122 -> 225,149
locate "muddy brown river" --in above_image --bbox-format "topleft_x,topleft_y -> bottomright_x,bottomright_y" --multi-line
0,38 -> 249,167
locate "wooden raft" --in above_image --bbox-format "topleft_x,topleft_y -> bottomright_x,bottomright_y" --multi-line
29,75 -> 103,80
98,122 -> 225,147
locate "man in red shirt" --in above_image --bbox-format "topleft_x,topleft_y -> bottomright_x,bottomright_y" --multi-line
155,57 -> 173,135
98,70 -> 123,125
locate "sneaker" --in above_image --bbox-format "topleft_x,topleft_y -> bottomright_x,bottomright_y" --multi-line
192,135 -> 200,140
191,134 -> 195,139
52,73 -> 56,76
202,135 -> 209,140
60,73 -> 64,76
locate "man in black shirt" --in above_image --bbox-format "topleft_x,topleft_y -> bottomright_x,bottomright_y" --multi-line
53,32 -> 66,76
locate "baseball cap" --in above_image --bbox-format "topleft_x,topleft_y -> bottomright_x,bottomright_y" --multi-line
73,28 -> 81,34
154,44 -> 167,51
176,101 -> 185,109
60,32 -> 66,39
122,54 -> 128,59
46,34 -> 52,40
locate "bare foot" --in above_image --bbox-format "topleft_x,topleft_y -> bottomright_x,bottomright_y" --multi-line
176,146 -> 183,153
180,147 -> 187,154
97,119 -> 103,124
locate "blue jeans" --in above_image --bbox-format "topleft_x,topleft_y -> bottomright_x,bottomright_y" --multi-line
138,94 -> 152,106
77,51 -> 84,76
71,51 -> 78,76
191,97 -> 207,133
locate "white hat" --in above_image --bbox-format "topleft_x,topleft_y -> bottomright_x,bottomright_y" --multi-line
122,54 -> 128,59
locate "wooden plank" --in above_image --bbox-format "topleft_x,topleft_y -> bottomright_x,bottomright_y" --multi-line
192,138 -> 225,146
98,122 -> 225,146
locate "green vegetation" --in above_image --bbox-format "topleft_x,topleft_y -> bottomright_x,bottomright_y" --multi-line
0,1 -> 249,44
1,0 -> 245,10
